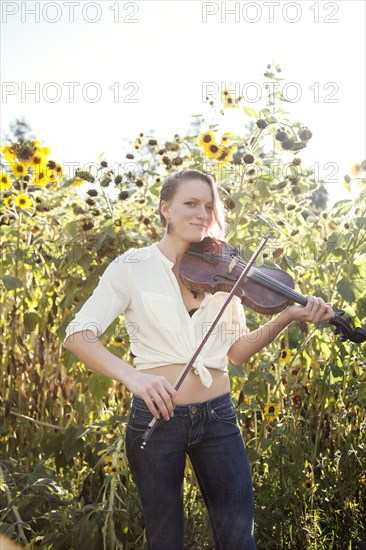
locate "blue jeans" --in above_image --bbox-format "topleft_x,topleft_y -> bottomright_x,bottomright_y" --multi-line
126,391 -> 256,550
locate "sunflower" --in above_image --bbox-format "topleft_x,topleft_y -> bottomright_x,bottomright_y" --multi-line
10,162 -> 27,179
29,153 -> 44,169
33,140 -> 50,157
351,163 -> 362,176
33,171 -> 47,186
264,402 -> 281,422
279,348 -> 291,365
221,132 -> 233,144
302,478 -> 312,491
204,143 -> 225,160
71,177 -> 86,187
198,131 -> 216,148
3,195 -> 16,208
14,194 -> 33,209
217,145 -> 236,164
222,90 -> 238,109
0,144 -> 17,162
55,163 -> 63,177
0,172 -> 12,190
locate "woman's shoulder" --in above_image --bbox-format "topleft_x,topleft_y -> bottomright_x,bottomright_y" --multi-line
112,243 -> 156,267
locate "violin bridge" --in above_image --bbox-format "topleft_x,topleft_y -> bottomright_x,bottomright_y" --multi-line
228,257 -> 237,273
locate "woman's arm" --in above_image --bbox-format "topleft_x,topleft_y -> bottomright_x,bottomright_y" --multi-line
63,330 -> 177,419
228,296 -> 334,365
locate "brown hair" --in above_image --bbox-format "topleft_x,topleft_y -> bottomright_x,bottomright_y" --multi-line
158,170 -> 226,239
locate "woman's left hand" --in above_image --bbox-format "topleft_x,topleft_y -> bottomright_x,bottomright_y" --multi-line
285,296 -> 335,324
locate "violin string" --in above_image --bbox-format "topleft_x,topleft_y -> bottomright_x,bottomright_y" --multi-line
207,253 -> 307,305
235,258 -> 307,304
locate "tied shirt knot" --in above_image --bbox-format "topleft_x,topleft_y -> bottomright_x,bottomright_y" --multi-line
193,360 -> 213,388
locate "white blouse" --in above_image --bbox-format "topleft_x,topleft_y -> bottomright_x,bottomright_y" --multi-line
63,242 -> 248,387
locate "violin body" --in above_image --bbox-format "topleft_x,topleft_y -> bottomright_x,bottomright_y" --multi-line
179,237 -> 366,344
180,238 -> 295,315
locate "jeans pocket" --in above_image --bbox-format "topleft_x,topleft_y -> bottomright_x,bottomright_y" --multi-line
128,406 -> 154,431
210,402 -> 238,424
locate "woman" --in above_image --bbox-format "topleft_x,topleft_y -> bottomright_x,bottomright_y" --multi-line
63,169 -> 334,549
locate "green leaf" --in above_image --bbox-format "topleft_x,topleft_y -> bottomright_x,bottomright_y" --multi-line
330,364 -> 343,378
332,199 -> 353,217
260,438 -> 272,451
260,372 -> 276,385
63,425 -> 88,461
355,217 -> 365,230
65,221 -> 78,238
72,517 -> 99,550
24,311 -> 40,332
326,232 -> 340,253
337,279 -> 355,303
257,180 -> 270,198
243,106 -> 259,119
228,362 -> 246,377
246,448 -> 261,464
87,373 -> 112,400
357,297 -> 366,321
2,275 -> 24,290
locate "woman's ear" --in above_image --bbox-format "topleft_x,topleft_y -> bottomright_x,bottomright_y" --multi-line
160,200 -> 170,223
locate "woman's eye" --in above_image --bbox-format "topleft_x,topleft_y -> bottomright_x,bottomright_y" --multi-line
185,202 -> 195,206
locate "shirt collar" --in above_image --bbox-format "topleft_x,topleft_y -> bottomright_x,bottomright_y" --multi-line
152,242 -> 175,269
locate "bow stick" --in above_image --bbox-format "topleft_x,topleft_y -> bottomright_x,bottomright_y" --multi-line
140,232 -> 272,449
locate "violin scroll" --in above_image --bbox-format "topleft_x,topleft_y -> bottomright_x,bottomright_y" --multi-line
329,310 -> 366,344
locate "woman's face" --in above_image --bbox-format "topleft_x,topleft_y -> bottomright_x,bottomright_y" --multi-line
161,179 -> 215,241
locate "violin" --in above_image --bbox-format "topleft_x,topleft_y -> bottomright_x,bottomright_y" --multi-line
179,237 -> 366,345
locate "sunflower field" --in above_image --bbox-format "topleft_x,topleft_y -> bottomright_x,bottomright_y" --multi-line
1,66 -> 366,549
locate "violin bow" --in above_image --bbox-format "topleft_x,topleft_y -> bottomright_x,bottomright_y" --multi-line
140,232 -> 273,449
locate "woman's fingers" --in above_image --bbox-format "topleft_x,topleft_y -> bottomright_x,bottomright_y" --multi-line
288,297 -> 335,323
305,296 -> 334,323
126,371 -> 177,421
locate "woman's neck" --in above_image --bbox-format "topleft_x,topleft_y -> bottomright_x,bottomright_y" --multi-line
157,234 -> 191,265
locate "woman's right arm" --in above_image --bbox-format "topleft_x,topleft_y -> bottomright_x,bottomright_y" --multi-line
63,330 -> 177,420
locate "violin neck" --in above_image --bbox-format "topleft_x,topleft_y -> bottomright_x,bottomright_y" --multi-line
250,267 -> 308,307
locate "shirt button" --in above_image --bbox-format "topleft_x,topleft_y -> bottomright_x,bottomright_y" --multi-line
190,406 -> 197,414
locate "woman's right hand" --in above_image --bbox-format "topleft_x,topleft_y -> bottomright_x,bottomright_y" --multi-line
124,370 -> 177,421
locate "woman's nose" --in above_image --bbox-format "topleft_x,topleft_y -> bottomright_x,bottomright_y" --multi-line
198,206 -> 208,219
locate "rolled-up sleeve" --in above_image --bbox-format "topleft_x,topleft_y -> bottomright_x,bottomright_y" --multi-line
62,254 -> 130,346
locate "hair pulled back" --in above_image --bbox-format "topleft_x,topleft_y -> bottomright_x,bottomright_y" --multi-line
158,170 -> 226,239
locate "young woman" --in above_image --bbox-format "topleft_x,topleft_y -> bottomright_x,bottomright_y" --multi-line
63,169 -> 334,549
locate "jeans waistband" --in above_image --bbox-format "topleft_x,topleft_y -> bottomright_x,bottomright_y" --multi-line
131,391 -> 232,415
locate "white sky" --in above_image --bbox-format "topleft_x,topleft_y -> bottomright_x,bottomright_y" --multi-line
1,0 -> 365,206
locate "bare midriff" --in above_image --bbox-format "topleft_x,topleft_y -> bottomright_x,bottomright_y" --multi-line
138,363 -> 231,404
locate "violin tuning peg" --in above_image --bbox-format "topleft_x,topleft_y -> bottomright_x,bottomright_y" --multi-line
333,328 -> 341,335
338,310 -> 345,316
339,335 -> 348,342
346,316 -> 352,324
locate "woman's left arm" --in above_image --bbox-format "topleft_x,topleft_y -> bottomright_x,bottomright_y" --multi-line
227,296 -> 335,366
